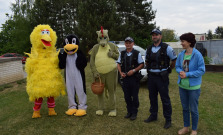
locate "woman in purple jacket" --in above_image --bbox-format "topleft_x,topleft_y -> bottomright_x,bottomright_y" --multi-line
176,33 -> 205,135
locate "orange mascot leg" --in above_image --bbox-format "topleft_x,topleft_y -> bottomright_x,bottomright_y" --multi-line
32,98 -> 43,118
47,97 -> 57,116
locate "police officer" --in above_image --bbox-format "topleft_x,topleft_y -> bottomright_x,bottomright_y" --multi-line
144,29 -> 177,129
117,37 -> 144,120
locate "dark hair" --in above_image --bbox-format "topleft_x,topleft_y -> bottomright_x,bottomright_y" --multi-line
180,32 -> 196,47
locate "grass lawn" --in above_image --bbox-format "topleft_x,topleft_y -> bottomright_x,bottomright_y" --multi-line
0,63 -> 222,135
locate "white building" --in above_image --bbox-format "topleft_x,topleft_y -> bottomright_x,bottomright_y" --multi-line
195,33 -> 206,41
165,42 -> 183,55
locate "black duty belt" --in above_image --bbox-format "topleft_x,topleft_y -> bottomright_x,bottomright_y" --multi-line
149,70 -> 168,76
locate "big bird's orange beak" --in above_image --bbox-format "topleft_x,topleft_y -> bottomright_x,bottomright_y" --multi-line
41,34 -> 52,47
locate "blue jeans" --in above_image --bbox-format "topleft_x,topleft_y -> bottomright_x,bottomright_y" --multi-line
179,87 -> 200,130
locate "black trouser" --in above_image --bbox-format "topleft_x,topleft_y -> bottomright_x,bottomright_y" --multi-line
122,76 -> 140,115
147,73 -> 172,121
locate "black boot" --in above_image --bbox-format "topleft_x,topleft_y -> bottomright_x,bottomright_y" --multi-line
144,115 -> 157,123
164,120 -> 171,129
130,114 -> 137,120
124,113 -> 132,118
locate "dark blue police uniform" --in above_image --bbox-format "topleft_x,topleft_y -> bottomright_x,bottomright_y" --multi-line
145,42 -> 177,122
117,49 -> 144,117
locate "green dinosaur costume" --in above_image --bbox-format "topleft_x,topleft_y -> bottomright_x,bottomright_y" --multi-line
90,27 -> 119,116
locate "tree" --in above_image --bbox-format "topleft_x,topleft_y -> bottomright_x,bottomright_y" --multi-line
206,29 -> 213,40
0,17 -> 16,54
115,0 -> 156,48
161,29 -> 178,42
1,0 -> 157,55
5,0 -> 81,52
0,0 -> 33,55
76,0 -> 121,52
215,26 -> 223,39
30,0 -> 80,48
77,0 -> 156,50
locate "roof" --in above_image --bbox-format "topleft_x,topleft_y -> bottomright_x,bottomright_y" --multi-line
164,42 -> 182,48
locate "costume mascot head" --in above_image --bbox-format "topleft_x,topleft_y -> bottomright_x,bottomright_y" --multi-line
58,34 -> 87,116
25,24 -> 65,118
89,26 -> 119,116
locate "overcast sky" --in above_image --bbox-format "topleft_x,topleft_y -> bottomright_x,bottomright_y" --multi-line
0,0 -> 223,36
0,0 -> 14,28
152,0 -> 223,36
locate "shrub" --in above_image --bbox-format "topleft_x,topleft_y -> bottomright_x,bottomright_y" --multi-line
204,56 -> 212,64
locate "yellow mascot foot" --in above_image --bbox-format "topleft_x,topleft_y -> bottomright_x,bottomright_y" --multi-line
74,109 -> 87,116
96,110 -> 104,115
48,108 -> 57,116
108,109 -> 117,117
32,110 -> 41,118
65,109 -> 77,115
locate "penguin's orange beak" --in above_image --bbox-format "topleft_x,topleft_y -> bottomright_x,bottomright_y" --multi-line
64,44 -> 78,55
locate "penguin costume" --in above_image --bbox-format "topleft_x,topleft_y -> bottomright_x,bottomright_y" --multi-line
59,34 -> 87,116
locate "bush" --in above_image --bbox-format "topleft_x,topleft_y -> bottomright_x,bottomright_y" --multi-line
204,56 -> 212,64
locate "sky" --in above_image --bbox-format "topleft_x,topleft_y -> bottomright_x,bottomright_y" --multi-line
0,0 -> 14,27
0,0 -> 223,36
152,0 -> 223,36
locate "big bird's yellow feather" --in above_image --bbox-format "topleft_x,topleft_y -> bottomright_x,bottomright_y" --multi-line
25,24 -> 65,101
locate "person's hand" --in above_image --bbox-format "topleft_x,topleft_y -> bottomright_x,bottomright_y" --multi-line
120,72 -> 126,78
107,49 -> 113,58
127,69 -> 134,76
93,72 -> 100,78
179,71 -> 186,79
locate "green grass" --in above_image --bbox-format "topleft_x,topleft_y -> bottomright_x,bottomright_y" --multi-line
16,79 -> 26,84
0,64 -> 222,135
0,84 -> 13,91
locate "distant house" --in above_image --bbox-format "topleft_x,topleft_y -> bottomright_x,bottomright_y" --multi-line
195,33 -> 206,41
164,42 -> 183,55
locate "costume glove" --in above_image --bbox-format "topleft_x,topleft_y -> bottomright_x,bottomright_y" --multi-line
93,72 -> 100,78
107,49 -> 114,58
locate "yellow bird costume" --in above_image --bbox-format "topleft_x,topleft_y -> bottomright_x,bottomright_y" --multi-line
25,24 -> 65,118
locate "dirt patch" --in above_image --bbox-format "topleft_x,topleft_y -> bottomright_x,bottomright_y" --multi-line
0,81 -> 26,93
